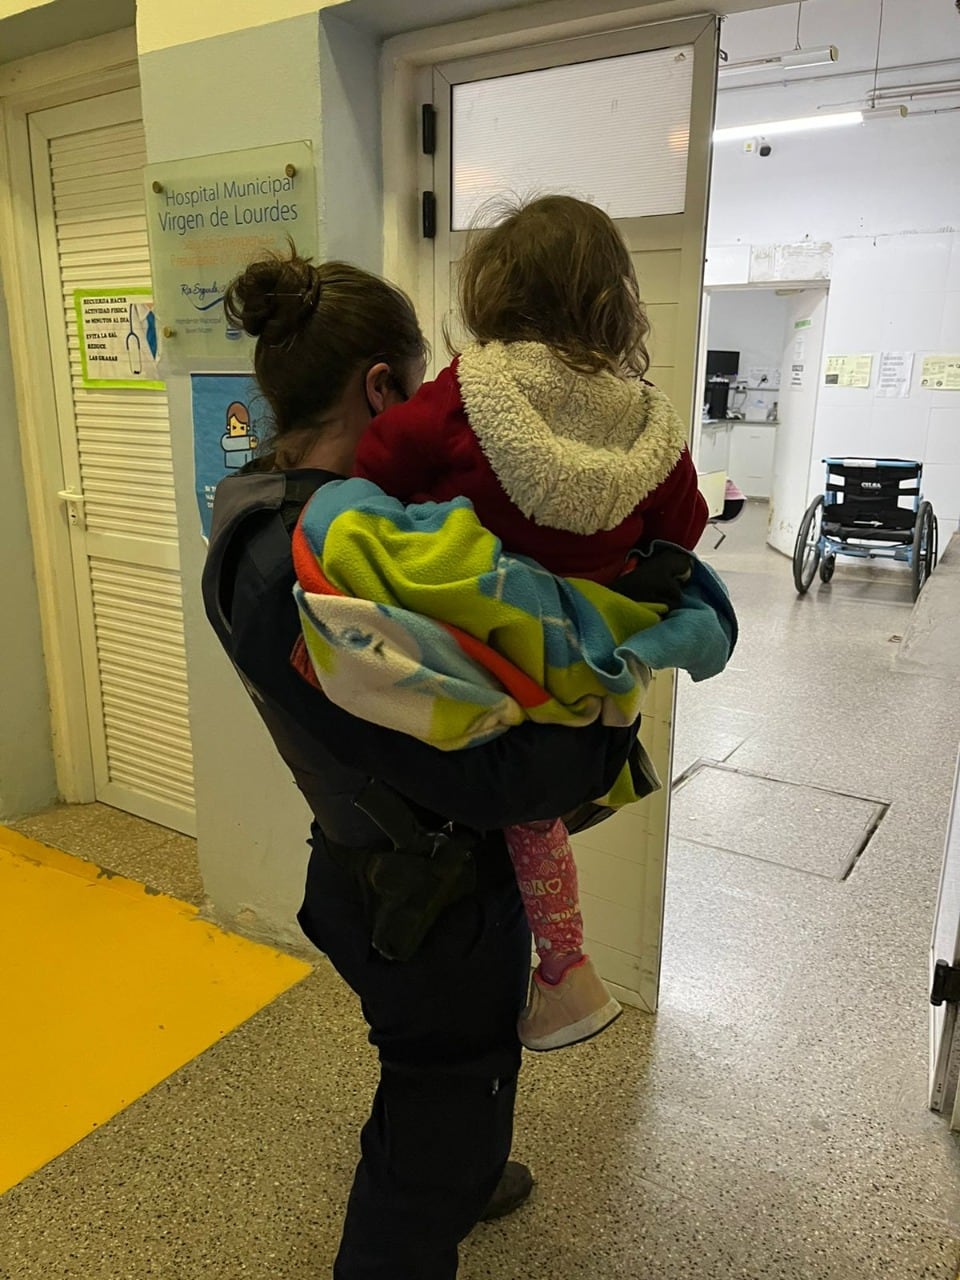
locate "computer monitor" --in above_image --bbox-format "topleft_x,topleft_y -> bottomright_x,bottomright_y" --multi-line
706,349 -> 740,380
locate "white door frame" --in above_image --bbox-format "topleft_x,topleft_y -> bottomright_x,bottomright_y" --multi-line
0,31 -> 138,802
381,5 -> 718,323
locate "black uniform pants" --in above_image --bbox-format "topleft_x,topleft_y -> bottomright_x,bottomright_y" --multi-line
297,831 -> 531,1280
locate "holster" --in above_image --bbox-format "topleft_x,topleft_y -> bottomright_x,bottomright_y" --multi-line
353,781 -> 478,963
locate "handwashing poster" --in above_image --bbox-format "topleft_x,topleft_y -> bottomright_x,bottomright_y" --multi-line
74,289 -> 163,389
191,372 -> 263,539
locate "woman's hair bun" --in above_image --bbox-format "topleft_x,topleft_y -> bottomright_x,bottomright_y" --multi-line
223,244 -> 322,344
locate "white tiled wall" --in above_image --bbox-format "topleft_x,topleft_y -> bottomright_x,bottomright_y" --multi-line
809,234 -> 960,527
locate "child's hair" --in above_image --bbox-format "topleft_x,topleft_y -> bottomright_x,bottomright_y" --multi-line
224,244 -> 426,467
456,195 -> 651,379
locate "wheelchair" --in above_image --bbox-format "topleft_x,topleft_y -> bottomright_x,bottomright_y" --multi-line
793,458 -> 938,601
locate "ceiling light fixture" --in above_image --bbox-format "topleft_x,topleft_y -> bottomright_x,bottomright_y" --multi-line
720,45 -> 838,76
862,103 -> 909,120
720,0 -> 839,77
782,45 -> 839,69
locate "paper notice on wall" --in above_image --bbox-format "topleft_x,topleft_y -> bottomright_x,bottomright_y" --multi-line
920,355 -> 960,390
74,289 -> 163,389
780,242 -> 832,279
793,335 -> 807,363
748,245 -> 777,282
749,242 -> 832,283
824,354 -> 874,388
790,364 -> 804,388
876,351 -> 915,398
745,364 -> 780,390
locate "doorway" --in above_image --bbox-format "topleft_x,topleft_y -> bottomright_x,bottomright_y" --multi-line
696,283 -> 829,560
8,84 -> 196,835
403,14 -> 719,1012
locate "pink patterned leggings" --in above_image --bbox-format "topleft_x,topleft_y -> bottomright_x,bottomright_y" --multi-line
503,817 -> 583,964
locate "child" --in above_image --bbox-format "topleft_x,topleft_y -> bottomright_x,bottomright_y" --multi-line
352,197 -> 707,1051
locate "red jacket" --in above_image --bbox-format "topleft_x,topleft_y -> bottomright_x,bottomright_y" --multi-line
355,342 -> 707,585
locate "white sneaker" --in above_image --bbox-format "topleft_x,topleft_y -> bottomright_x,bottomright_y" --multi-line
518,956 -> 622,1052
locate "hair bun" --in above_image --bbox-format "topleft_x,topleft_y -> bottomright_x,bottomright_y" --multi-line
223,247 -> 320,344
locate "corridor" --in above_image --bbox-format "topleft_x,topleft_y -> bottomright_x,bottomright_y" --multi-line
2,503 -> 959,1279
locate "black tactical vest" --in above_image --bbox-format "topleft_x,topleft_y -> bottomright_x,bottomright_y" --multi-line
202,470 -> 387,848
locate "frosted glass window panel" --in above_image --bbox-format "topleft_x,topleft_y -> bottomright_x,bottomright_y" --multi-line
451,46 -> 694,230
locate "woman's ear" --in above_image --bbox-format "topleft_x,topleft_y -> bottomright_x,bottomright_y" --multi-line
364,362 -> 394,415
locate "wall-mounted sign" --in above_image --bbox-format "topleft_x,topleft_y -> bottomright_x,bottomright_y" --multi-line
74,289 -> 163,389
921,355 -> 960,391
876,352 -> 915,399
191,373 -> 264,539
145,141 -> 317,367
824,354 -> 873,389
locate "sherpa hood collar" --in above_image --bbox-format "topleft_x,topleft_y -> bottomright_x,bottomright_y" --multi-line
456,341 -> 689,534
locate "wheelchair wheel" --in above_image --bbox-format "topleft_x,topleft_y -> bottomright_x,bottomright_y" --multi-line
793,495 -> 824,594
911,501 -> 936,601
819,554 -> 836,584
931,509 -> 939,571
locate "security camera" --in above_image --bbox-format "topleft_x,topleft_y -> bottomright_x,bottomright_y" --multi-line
759,141 -> 773,157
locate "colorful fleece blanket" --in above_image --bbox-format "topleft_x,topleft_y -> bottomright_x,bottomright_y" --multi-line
292,479 -> 736,805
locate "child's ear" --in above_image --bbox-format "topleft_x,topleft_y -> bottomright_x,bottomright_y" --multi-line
364,362 -> 393,415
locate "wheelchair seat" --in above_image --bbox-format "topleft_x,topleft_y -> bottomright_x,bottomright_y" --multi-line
820,459 -> 921,543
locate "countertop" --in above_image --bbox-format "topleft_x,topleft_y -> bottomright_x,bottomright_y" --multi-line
702,419 -> 780,427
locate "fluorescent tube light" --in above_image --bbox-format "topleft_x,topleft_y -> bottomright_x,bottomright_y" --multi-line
714,111 -> 863,142
780,45 -> 839,70
862,103 -> 909,120
721,45 -> 839,75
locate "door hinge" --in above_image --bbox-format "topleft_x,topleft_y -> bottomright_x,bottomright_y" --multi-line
421,104 -> 437,156
422,191 -> 437,239
931,960 -> 960,1006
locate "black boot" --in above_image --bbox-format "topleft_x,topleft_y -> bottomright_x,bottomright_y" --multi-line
479,1162 -> 534,1222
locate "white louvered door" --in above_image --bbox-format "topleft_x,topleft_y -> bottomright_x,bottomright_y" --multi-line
28,89 -> 196,835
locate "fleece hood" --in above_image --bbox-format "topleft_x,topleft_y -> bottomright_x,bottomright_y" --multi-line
455,340 -> 690,536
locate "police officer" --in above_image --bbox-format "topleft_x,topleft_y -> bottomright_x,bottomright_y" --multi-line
202,251 -> 637,1279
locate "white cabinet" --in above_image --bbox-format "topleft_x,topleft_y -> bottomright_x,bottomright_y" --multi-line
697,422 -> 732,474
728,423 -> 777,499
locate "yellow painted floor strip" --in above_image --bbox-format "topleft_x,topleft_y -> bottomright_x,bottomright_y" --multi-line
0,826 -> 311,1194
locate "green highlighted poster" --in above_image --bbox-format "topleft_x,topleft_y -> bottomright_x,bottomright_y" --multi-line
74,290 -> 163,389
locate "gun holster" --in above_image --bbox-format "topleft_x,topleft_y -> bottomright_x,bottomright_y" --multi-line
354,781 -> 478,963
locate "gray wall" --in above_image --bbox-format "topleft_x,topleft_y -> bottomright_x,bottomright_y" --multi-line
139,13 -> 384,942
0,273 -> 57,820
319,13 -> 383,270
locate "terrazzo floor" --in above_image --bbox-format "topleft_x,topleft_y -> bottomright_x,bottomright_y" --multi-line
3,500 -> 960,1279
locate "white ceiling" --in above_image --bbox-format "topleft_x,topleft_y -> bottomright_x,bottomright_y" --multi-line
723,0 -> 960,68
722,0 -> 960,69
717,0 -> 960,124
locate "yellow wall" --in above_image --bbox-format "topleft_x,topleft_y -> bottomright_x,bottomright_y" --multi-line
137,0 -> 350,54
0,0 -> 49,16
